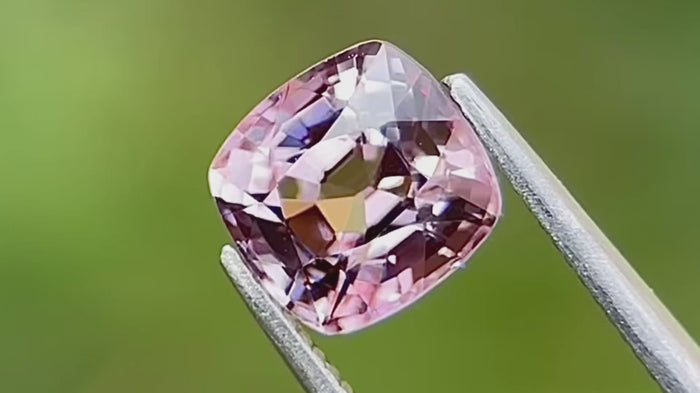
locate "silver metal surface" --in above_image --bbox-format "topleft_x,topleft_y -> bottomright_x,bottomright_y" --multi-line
220,245 -> 351,393
444,73 -> 700,393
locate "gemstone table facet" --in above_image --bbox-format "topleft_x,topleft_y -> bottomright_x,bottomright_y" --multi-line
209,40 -> 502,334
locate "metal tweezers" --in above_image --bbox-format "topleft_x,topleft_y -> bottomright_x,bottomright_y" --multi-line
220,73 -> 700,393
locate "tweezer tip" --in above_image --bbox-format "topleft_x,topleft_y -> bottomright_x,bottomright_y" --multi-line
220,245 -> 352,393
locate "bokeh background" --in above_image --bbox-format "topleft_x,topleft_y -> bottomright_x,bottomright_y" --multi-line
2,0 -> 699,392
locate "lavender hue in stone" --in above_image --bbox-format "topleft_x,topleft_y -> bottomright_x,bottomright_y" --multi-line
209,41 -> 501,334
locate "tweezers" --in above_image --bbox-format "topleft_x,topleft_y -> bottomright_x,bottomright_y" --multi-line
220,73 -> 700,393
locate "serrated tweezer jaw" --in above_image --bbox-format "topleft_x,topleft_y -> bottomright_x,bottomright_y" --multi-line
221,245 -> 352,393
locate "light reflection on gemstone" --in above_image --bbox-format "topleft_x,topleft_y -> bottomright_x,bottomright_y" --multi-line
209,40 -> 502,334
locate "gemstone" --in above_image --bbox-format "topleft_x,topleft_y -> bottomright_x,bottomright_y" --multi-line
209,40 -> 501,334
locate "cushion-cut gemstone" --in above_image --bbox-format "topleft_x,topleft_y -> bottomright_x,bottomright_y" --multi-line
209,40 -> 501,334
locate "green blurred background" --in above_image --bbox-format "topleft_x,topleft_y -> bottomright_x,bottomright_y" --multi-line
2,0 -> 699,392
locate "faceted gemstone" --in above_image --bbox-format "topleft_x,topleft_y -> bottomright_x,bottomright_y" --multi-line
209,40 -> 501,334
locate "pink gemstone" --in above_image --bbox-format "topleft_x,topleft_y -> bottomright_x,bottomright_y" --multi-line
209,40 -> 501,334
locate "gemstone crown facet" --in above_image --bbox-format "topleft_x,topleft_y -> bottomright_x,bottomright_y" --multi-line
209,40 -> 501,334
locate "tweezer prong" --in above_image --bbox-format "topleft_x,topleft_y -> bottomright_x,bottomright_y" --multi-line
220,246 -> 352,393
444,73 -> 700,393
220,73 -> 700,393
